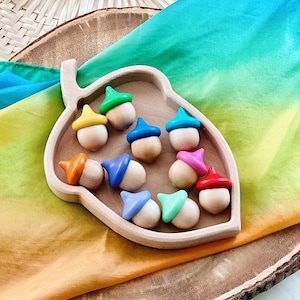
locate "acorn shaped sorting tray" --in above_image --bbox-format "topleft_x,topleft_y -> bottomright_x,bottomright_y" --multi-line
44,59 -> 241,249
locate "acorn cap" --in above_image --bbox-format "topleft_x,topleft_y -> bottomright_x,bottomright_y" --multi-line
166,107 -> 201,132
157,190 -> 187,223
127,117 -> 161,143
59,153 -> 87,185
101,153 -> 130,188
99,86 -> 133,114
120,190 -> 151,220
176,148 -> 207,176
196,166 -> 231,190
72,104 -> 108,131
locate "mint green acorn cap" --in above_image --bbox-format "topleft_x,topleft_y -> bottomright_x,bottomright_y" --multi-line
99,86 -> 132,114
157,190 -> 187,223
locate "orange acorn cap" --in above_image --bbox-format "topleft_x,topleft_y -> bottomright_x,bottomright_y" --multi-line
59,153 -> 87,185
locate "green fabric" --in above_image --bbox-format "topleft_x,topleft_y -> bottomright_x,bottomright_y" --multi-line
1,0 -> 300,298
0,61 -> 59,82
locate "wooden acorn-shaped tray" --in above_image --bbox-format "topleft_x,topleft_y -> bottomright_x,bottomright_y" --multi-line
44,59 -> 240,249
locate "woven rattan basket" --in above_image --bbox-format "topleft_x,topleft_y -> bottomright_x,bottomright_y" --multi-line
0,0 -> 174,61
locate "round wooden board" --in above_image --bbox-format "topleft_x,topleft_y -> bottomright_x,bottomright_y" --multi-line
11,8 -> 300,299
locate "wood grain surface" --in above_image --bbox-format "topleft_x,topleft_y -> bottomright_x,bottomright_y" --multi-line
11,8 -> 300,299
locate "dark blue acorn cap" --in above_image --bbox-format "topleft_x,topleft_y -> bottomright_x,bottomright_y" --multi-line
127,117 -> 161,143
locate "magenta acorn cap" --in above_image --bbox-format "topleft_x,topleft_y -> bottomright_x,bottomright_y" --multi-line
176,148 -> 207,176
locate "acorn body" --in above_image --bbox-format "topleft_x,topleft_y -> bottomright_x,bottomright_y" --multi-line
166,107 -> 201,151
99,86 -> 136,130
130,136 -> 162,163
157,190 -> 200,229
59,153 -> 104,190
169,148 -> 207,189
199,188 -> 230,214
127,117 -> 162,163
72,104 -> 108,151
101,153 -> 146,192
196,166 -> 231,214
121,190 -> 161,229
77,125 -> 108,151
119,160 -> 146,191
168,127 -> 200,152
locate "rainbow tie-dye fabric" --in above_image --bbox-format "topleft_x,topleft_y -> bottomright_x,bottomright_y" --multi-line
1,0 -> 300,298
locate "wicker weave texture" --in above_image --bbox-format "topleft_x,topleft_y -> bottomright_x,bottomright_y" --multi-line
0,0 -> 174,61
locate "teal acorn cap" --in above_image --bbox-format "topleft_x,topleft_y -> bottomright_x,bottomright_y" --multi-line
157,190 -> 187,223
99,86 -> 132,115
120,190 -> 151,220
101,153 -> 130,188
165,107 -> 201,132
127,117 -> 161,143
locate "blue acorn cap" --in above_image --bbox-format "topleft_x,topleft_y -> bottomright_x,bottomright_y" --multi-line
127,117 -> 161,143
165,107 -> 201,132
101,153 -> 130,188
120,190 -> 151,220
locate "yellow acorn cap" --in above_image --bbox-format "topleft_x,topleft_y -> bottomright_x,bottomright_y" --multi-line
72,104 -> 108,131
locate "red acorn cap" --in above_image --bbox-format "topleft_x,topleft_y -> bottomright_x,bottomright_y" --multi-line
196,166 -> 231,190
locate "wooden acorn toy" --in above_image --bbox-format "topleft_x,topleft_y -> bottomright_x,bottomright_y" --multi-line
157,190 -> 200,229
166,107 -> 201,151
59,153 -> 104,190
72,104 -> 108,151
127,117 -> 162,163
101,153 -> 146,192
99,86 -> 136,130
196,166 -> 232,214
120,190 -> 161,229
168,148 -> 207,189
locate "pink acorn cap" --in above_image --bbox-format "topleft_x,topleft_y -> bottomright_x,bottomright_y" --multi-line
176,148 -> 207,176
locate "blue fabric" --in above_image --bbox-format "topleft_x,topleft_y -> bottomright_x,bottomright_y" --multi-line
0,62 -> 59,109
